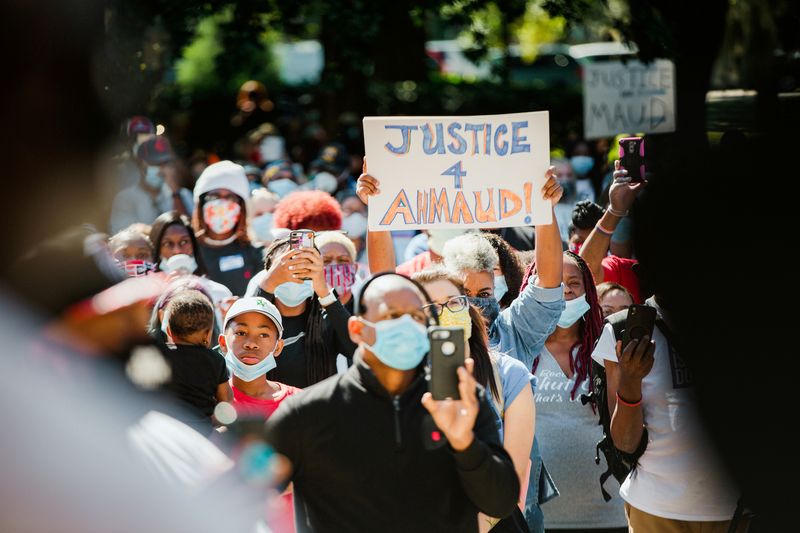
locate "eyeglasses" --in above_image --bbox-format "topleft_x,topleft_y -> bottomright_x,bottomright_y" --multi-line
422,295 -> 468,316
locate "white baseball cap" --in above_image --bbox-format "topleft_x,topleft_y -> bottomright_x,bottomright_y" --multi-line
193,160 -> 251,203
223,297 -> 283,337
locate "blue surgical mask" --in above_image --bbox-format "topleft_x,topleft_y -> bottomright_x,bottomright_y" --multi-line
361,314 -> 430,370
274,279 -> 314,307
224,347 -> 277,382
250,213 -> 274,242
468,296 -> 501,328
494,275 -> 509,302
570,155 -> 595,177
558,294 -> 590,328
144,165 -> 164,189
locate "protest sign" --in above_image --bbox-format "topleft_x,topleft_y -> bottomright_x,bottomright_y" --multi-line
583,59 -> 675,139
362,111 -> 551,231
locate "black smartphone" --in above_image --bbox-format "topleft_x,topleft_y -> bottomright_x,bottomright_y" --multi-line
618,136 -> 646,182
428,326 -> 465,400
622,304 -> 657,347
289,229 -> 315,250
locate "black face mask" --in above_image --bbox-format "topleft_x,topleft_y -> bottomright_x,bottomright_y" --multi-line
468,296 -> 500,327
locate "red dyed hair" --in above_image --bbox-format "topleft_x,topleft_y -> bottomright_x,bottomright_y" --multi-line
521,250 -> 603,401
272,190 -> 342,231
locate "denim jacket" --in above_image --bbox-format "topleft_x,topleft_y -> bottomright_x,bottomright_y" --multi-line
488,279 -> 564,532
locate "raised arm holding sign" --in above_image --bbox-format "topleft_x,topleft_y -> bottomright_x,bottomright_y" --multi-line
362,111 -> 552,231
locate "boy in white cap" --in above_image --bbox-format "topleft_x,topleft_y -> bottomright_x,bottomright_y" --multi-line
219,296 -> 300,533
220,296 -> 301,418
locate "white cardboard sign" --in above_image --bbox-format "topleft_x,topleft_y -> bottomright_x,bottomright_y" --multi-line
583,59 -> 676,139
362,111 -> 551,231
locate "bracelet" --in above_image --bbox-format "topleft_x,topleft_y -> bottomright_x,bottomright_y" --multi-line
595,223 -> 615,236
318,290 -> 337,307
616,391 -> 642,407
607,206 -> 629,217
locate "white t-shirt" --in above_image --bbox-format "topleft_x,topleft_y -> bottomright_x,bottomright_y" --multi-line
591,314 -> 739,521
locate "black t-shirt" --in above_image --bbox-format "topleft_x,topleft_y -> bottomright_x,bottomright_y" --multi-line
161,343 -> 229,418
198,240 -> 264,296
259,289 -> 357,389
268,310 -> 310,388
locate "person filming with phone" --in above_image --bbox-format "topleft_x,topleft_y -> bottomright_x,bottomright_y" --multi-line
263,272 -> 520,532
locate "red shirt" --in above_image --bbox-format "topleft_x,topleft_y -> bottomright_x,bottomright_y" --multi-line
395,251 -> 434,276
232,382 -> 301,533
231,382 -> 300,418
601,255 -> 642,304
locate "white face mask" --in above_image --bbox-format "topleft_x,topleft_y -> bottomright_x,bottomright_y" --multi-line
144,165 -> 163,189
224,347 -> 277,381
558,294 -> 591,328
494,274 -> 508,302
159,254 -> 198,275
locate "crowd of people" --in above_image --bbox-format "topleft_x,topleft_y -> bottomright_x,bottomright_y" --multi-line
5,112 -> 746,533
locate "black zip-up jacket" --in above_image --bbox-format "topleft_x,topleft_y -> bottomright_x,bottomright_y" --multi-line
265,358 -> 520,532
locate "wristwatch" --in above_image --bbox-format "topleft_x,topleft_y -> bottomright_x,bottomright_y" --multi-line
318,290 -> 337,307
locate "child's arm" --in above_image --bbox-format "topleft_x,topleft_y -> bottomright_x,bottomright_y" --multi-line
216,382 -> 233,403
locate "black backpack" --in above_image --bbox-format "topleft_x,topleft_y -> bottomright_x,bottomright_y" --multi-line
581,310 -> 649,502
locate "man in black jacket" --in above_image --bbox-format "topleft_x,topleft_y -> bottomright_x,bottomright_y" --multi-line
265,273 -> 519,532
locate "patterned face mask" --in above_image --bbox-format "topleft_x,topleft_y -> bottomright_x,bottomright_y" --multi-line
203,198 -> 241,235
324,263 -> 357,297
120,259 -> 155,278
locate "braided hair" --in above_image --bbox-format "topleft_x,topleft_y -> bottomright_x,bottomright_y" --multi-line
481,232 -> 524,309
521,250 -> 603,401
263,238 -> 336,385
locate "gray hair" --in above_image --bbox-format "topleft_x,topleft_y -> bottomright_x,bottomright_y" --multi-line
442,233 -> 498,274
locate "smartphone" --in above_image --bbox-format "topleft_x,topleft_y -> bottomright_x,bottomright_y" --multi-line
428,326 -> 465,400
289,229 -> 315,250
618,136 -> 646,182
622,304 -> 657,347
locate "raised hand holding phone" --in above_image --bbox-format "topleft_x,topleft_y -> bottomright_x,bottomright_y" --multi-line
618,136 -> 646,182
616,305 -> 657,388
421,357 -> 479,452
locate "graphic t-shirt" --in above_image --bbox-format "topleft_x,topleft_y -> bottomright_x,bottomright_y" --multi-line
534,346 -> 627,529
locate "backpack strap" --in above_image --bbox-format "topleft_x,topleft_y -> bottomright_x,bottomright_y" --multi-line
590,309 -> 649,502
